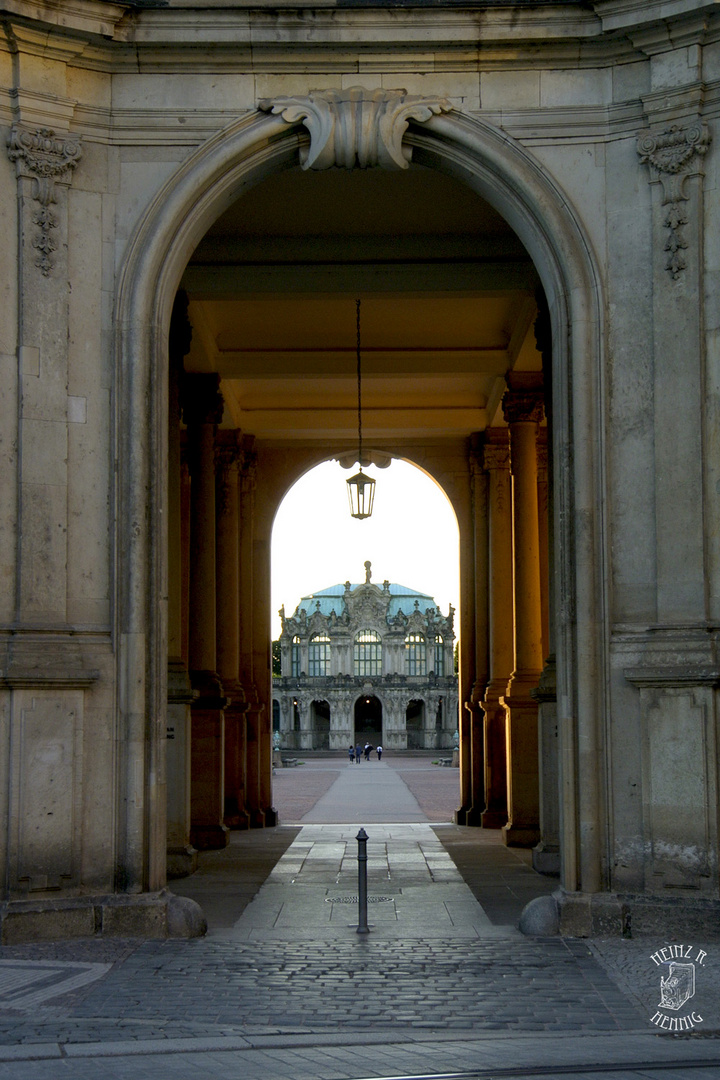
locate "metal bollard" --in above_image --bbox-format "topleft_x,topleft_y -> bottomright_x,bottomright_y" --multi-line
356,827 -> 370,934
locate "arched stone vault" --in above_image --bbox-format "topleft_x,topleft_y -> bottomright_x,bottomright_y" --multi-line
115,103 -> 607,902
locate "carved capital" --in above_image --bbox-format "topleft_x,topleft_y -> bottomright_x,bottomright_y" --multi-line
7,126 -> 82,277
7,125 -> 82,189
215,429 -> 244,473
637,122 -> 711,280
240,451 -> 257,495
181,373 -> 224,428
637,122 -> 711,190
482,429 -> 511,472
215,430 -> 243,514
259,86 -> 452,171
502,390 -> 544,427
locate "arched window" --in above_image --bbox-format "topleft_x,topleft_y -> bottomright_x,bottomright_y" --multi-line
405,633 -> 426,676
434,634 -> 445,676
354,629 -> 382,677
291,635 -> 301,677
308,633 -> 330,677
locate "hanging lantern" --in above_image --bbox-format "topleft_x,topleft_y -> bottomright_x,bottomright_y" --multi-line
347,298 -> 376,519
347,467 -> 376,520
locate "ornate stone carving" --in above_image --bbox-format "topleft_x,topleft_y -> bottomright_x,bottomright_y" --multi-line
502,390 -> 544,427
258,87 -> 453,171
637,122 -> 711,280
215,430 -> 243,515
7,126 -> 82,276
481,439 -> 511,473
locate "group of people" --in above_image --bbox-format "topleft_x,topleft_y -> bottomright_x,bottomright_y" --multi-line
348,742 -> 382,763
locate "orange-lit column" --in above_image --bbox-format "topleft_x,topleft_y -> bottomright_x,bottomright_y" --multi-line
500,386 -> 544,846
481,428 -> 513,828
183,373 -> 228,850
456,443 -> 487,824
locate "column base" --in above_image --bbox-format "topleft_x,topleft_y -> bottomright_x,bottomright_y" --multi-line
464,806 -> 485,826
502,822 -> 540,847
454,806 -> 469,825
223,802 -> 250,830
481,808 -> 508,829
190,823 -> 229,850
520,890 -> 720,941
532,842 -> 560,875
264,807 -> 279,827
0,891 -> 207,944
166,845 -> 198,879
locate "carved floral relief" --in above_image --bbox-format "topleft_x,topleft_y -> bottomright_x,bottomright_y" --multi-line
6,126 -> 82,277
637,123 -> 711,280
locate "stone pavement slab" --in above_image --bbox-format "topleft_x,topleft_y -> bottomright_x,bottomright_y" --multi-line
0,1030 -> 719,1080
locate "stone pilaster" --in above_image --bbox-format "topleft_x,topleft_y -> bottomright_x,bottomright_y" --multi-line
166,294 -> 197,876
216,431 -> 250,830
182,373 -> 228,850
8,126 -> 82,624
500,385 -> 544,846
637,118 -> 711,623
481,429 -> 513,829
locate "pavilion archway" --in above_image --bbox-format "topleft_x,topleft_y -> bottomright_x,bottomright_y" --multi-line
114,99 -> 606,904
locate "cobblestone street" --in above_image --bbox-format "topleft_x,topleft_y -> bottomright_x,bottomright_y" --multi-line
1,754 -> 718,1079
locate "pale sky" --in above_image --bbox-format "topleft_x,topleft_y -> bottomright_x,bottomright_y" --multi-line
270,458 -> 460,640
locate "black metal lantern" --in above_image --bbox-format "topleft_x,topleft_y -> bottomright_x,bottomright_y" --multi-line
347,299 -> 376,519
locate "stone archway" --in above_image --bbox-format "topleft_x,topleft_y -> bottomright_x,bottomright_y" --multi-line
114,95 -> 606,902
355,695 -> 383,745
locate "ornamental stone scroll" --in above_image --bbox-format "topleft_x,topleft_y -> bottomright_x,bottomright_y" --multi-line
258,87 -> 453,171
7,126 -> 82,276
636,122 -> 711,280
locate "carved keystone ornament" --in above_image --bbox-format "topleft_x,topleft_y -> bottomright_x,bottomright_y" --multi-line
259,87 -> 453,171
637,122 -> 711,280
7,126 -> 82,276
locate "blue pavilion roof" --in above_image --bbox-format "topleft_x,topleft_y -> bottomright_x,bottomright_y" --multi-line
296,581 -> 439,620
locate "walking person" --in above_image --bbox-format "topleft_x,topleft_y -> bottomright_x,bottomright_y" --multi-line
355,743 -> 362,763
364,742 -> 372,761
348,744 -> 355,764
376,744 -> 383,761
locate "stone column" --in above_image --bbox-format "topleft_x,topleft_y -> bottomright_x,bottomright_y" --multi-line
216,431 -> 249,830
500,384 -> 544,846
166,295 -> 197,877
183,373 -> 228,850
481,429 -> 513,828
466,444 -> 488,825
251,530 -> 278,825
238,450 -> 264,826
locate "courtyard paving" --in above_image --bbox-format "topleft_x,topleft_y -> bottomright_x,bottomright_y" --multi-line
1,753 -> 719,1079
